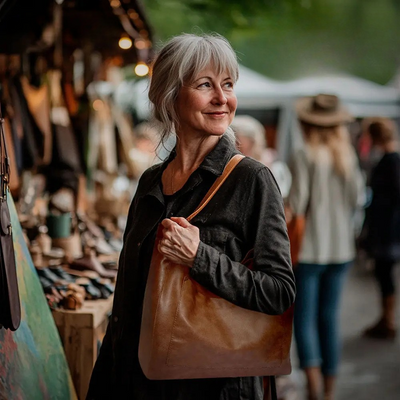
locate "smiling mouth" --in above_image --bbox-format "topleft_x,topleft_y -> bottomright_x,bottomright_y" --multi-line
205,112 -> 228,116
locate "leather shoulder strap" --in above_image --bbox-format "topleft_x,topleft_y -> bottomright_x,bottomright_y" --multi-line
0,107 -> 10,200
187,154 -> 245,222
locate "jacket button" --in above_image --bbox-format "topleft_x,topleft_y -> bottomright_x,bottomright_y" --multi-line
113,316 -> 118,322
138,242 -> 141,247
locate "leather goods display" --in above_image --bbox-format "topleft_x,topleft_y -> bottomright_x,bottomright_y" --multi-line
20,75 -> 52,165
287,215 -> 306,266
10,75 -> 42,169
139,154 -> 294,380
0,108 -> 21,331
3,116 -> 20,195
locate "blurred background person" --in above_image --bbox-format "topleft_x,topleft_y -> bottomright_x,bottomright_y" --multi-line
361,117 -> 400,340
286,94 -> 364,400
130,121 -> 159,176
232,114 -> 292,199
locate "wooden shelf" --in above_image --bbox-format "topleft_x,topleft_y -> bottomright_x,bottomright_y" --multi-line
52,295 -> 114,400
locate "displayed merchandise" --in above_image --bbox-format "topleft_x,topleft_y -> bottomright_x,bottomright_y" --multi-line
139,155 -> 294,380
0,2 -> 155,397
0,65 -> 137,313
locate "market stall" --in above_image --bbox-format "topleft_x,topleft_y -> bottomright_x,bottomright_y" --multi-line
0,0 -> 154,398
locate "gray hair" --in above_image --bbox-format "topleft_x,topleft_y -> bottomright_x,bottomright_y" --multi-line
148,33 -> 239,144
231,115 -> 266,161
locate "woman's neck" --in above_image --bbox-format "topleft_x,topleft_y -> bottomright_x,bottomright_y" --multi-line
173,134 -> 221,172
162,134 -> 222,195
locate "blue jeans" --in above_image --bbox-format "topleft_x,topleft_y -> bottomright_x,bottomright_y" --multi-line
294,262 -> 351,376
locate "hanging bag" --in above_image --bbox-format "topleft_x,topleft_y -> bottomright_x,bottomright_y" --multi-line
139,154 -> 294,382
287,215 -> 306,266
0,107 -> 21,331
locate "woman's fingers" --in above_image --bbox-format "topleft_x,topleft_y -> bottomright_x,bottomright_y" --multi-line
161,218 -> 175,228
170,216 -> 191,228
162,229 -> 173,241
158,217 -> 200,267
159,236 -> 180,249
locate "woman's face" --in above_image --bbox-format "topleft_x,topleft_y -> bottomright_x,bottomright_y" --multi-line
175,66 -> 237,139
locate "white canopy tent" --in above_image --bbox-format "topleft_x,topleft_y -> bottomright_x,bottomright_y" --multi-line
236,65 -> 400,116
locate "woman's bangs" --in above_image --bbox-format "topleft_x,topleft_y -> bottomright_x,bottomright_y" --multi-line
184,40 -> 238,84
209,43 -> 238,82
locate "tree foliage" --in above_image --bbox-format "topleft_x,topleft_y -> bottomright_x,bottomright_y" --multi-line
144,0 -> 400,84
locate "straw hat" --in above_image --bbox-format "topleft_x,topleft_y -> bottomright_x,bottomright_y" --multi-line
296,94 -> 353,127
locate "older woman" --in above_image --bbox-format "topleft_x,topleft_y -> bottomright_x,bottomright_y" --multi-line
87,33 -> 295,400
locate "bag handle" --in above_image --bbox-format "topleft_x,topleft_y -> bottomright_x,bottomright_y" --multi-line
187,154 -> 244,222
0,107 -> 10,201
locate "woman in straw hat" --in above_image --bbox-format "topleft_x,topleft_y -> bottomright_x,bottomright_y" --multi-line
286,94 -> 364,400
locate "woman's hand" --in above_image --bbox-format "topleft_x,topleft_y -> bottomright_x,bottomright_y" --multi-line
158,217 -> 200,267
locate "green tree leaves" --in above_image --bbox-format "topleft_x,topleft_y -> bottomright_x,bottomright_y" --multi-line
144,0 -> 400,84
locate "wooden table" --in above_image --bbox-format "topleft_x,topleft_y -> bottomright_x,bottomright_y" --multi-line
52,295 -> 113,400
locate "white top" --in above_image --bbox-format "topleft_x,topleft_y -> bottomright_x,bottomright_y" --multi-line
288,146 -> 365,264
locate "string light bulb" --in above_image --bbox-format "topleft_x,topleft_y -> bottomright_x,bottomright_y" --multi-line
119,35 -> 132,50
110,0 -> 121,8
134,38 -> 147,50
135,62 -> 149,77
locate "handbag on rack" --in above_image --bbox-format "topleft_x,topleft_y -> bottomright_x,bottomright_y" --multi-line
0,108 -> 21,331
139,154 -> 294,383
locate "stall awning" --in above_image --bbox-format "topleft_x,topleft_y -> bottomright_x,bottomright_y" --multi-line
0,0 -> 153,64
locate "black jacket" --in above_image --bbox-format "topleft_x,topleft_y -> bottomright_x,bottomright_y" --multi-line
365,152 -> 400,260
87,136 -> 295,400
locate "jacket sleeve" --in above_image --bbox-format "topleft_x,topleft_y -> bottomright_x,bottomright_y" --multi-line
190,166 -> 295,315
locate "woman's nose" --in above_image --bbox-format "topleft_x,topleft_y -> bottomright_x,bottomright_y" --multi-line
212,86 -> 227,105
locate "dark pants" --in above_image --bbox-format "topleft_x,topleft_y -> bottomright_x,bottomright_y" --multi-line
374,258 -> 397,297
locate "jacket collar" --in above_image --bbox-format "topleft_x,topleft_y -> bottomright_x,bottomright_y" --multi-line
198,135 -> 239,176
144,134 -> 239,202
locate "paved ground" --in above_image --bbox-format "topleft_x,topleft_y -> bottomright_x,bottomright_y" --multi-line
285,259 -> 400,400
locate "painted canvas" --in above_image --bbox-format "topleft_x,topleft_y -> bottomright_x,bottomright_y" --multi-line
0,197 -> 77,400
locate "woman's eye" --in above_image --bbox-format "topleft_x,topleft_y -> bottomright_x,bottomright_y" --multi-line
198,82 -> 211,88
224,81 -> 234,89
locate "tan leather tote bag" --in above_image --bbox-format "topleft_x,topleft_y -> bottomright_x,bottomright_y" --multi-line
139,154 -> 294,380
